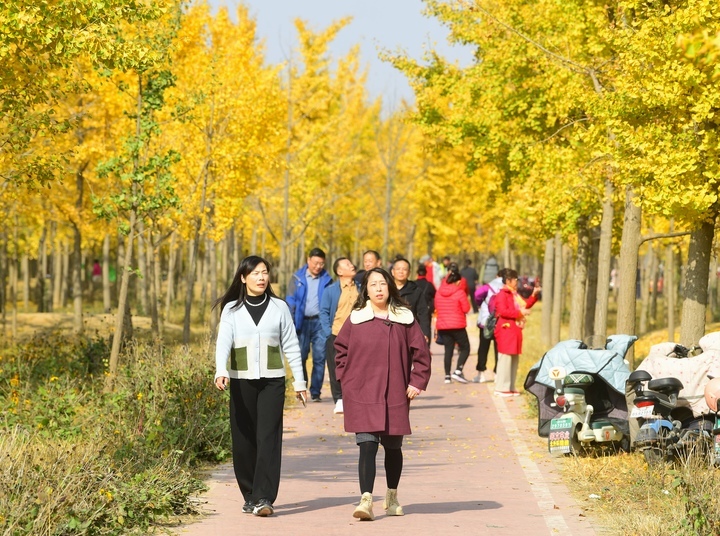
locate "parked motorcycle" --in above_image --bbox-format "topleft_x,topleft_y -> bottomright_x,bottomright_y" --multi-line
548,366 -> 629,455
704,376 -> 720,466
627,341 -> 719,465
525,334 -> 636,456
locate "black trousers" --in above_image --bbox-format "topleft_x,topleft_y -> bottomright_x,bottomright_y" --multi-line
229,377 -> 285,503
476,328 -> 498,373
325,334 -> 343,403
440,328 -> 470,375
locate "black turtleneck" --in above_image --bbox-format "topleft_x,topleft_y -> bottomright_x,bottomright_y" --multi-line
244,293 -> 270,325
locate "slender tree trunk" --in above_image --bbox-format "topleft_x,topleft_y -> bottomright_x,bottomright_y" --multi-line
209,238 -> 219,335
60,242 -> 69,309
10,219 -> 18,339
679,218 -> 715,346
137,222 -> 149,315
639,245 -> 653,335
148,232 -> 159,336
666,242 -> 676,342
541,237 -> 554,346
21,254 -> 29,312
584,226 -> 600,340
503,234 -> 511,269
0,232 -> 6,338
38,228 -> 48,312
165,231 -> 177,323
183,233 -> 199,344
104,211 -> 136,393
569,223 -> 590,340
103,234 -> 111,313
551,232 -> 563,344
650,248 -> 659,329
199,236 -> 209,323
616,187 -> 642,367
593,180 -> 615,341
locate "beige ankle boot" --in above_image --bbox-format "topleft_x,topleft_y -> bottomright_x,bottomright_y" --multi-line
383,488 -> 404,516
353,492 -> 374,521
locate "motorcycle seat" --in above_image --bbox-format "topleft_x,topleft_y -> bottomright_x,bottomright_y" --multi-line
636,391 -> 672,405
628,370 -> 652,383
647,377 -> 684,394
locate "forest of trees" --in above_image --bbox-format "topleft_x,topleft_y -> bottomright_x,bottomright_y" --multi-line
2,0 -> 720,380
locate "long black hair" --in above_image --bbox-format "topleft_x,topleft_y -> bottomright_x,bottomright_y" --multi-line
353,267 -> 409,313
446,262 -> 462,284
213,255 -> 279,312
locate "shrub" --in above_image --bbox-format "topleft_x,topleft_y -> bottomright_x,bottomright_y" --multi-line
0,334 -> 230,534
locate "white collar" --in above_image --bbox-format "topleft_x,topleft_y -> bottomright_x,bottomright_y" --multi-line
350,300 -> 415,325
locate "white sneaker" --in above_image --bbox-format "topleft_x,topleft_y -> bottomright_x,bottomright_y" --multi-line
333,399 -> 344,414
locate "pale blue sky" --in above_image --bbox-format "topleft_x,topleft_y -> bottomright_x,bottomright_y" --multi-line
207,0 -> 474,108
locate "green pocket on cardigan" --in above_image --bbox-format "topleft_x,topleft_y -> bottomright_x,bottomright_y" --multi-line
267,345 -> 283,369
230,347 -> 248,371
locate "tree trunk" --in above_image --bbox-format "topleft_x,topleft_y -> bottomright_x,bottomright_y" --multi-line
199,236 -> 209,323
584,226 -> 600,340
593,180 -> 615,342
209,238 -> 219,335
148,232 -> 159,336
0,232 -> 6,337
165,231 -> 177,322
38,227 -> 48,312
615,187 -> 642,367
21,254 -> 29,312
60,242 -> 69,309
679,218 -> 715,346
551,232 -> 562,344
639,245 -> 653,335
569,223 -> 590,340
649,248 -> 659,329
183,233 -> 199,344
137,222 -> 149,315
103,234 -> 111,313
503,234 -> 511,269
666,242 -> 676,342
104,211 -> 136,393
541,237 -> 554,346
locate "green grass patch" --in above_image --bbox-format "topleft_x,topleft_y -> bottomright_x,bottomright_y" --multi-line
0,333 -> 231,534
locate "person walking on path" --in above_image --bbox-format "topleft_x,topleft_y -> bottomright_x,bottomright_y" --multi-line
435,264 -> 471,384
414,264 -> 436,319
473,270 -> 504,383
391,257 -> 431,342
286,248 -> 333,402
319,256 -> 359,415
354,249 -> 382,286
460,259 -> 479,313
213,256 -> 308,517
334,268 -> 431,521
493,268 -> 542,397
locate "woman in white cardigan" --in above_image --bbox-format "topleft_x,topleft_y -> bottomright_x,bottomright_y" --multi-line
214,255 -> 307,517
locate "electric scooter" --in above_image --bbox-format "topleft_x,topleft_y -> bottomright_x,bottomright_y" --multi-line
548,366 -> 629,455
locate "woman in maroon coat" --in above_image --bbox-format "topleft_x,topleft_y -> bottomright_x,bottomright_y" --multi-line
334,268 -> 431,521
493,269 -> 542,396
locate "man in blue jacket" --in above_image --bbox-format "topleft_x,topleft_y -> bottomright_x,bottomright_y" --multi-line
286,248 -> 333,401
320,257 -> 359,414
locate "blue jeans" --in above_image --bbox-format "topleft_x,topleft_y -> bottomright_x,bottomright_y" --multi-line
298,317 -> 326,398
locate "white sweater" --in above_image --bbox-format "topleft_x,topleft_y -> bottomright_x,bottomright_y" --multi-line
214,297 -> 307,391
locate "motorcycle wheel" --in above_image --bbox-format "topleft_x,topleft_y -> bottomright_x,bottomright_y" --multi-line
643,447 -> 664,466
569,425 -> 583,456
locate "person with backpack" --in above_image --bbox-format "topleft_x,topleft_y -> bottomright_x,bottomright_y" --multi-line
493,269 -> 542,397
473,269 -> 505,383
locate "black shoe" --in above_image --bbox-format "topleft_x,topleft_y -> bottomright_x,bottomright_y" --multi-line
311,395 -> 322,402
242,499 -> 255,513
253,498 -> 274,517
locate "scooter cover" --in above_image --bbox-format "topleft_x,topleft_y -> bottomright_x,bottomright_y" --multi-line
524,334 -> 636,437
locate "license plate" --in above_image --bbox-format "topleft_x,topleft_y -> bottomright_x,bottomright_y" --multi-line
630,406 -> 654,418
549,417 -> 574,454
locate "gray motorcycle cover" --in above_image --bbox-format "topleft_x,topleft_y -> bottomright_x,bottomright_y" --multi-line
523,334 -> 636,437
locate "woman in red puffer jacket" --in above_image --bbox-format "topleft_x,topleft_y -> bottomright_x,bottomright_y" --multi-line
435,264 -> 471,384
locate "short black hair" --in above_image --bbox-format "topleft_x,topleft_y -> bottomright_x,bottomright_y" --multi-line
332,257 -> 348,276
417,265 -> 427,276
308,247 -> 326,259
363,250 -> 381,261
392,257 -> 411,270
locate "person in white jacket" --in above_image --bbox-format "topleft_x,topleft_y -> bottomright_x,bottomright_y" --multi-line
214,255 -> 307,518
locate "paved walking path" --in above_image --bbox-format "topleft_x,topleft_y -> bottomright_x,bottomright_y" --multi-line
176,344 -> 601,536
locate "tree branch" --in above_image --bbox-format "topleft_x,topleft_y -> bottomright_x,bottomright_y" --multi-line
639,230 -> 691,245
